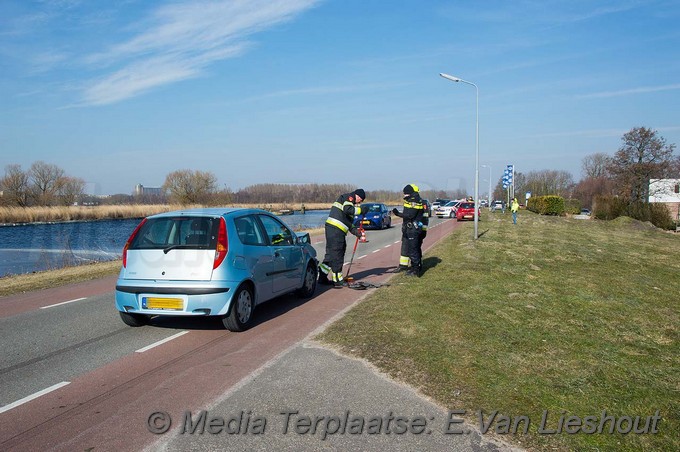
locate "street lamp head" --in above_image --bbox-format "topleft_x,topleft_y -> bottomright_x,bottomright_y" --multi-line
439,72 -> 461,82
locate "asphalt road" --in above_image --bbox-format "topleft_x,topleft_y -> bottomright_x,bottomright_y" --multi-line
0,216 -> 515,451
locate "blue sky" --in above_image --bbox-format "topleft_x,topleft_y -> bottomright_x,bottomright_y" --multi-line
1,0 -> 679,196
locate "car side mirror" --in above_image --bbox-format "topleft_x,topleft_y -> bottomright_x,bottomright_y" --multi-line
296,232 -> 311,245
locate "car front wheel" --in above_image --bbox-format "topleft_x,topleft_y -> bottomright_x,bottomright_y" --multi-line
296,262 -> 317,298
222,285 -> 254,332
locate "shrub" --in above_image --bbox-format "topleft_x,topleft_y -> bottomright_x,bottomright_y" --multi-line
593,196 -> 674,229
564,198 -> 581,215
527,195 -> 565,216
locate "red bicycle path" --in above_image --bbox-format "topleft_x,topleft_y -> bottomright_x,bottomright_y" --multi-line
0,218 -> 460,451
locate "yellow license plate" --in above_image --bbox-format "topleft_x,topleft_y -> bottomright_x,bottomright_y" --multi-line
362,220 -> 370,224
144,297 -> 183,310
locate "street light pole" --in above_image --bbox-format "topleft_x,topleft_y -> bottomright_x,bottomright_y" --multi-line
439,72 -> 479,240
482,164 -> 492,210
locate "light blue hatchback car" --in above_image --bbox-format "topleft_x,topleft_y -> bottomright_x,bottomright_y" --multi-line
115,208 -> 318,331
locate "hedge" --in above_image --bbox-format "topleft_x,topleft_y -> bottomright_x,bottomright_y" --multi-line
527,195 -> 565,216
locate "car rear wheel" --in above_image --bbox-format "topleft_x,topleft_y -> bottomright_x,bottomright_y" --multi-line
222,285 -> 254,332
119,311 -> 150,327
296,262 -> 317,298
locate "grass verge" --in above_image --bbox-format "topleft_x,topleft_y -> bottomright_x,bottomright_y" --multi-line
317,211 -> 679,451
0,260 -> 121,297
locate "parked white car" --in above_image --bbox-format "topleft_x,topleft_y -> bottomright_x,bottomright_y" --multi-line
435,201 -> 460,218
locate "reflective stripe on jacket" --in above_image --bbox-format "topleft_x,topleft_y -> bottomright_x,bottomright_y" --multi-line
325,192 -> 362,233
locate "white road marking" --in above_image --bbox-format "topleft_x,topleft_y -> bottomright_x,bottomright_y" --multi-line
383,245 -> 391,248
135,331 -> 189,353
393,241 -> 400,244
372,250 -> 380,253
358,255 -> 367,259
0,381 -> 70,414
40,298 -> 86,309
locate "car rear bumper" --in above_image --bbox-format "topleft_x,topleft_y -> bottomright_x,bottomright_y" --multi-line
115,279 -> 237,316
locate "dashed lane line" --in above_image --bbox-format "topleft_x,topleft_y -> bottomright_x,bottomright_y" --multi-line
135,331 -> 190,353
40,298 -> 87,309
0,381 -> 70,414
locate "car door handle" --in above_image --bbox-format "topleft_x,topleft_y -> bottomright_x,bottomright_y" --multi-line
274,251 -> 281,258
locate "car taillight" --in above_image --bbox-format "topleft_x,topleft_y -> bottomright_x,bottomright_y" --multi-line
213,217 -> 228,269
122,218 -> 147,268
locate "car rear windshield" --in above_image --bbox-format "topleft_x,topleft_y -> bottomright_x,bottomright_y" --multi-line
129,216 -> 219,250
459,203 -> 475,209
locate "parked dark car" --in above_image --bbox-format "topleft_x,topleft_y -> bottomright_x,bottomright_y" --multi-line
353,203 -> 392,229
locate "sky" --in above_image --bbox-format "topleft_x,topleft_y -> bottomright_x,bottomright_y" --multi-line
1,0 -> 679,197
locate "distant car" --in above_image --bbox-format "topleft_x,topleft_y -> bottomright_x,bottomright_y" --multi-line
492,200 -> 505,212
580,208 -> 591,216
456,202 -> 480,221
430,198 -> 451,214
435,200 -> 460,218
353,203 -> 391,229
115,208 -> 318,332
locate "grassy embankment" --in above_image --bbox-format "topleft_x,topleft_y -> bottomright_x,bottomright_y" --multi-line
318,211 -> 679,452
0,203 -> 331,224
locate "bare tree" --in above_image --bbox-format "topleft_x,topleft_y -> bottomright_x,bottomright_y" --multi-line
58,176 -> 86,206
572,176 -> 615,208
608,127 -> 676,203
1,164 -> 30,206
581,153 -> 611,178
522,170 -> 574,198
29,161 -> 66,206
164,170 -> 217,205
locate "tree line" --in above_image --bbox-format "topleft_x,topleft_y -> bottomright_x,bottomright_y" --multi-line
0,162 -> 86,207
3,127 -> 678,211
492,127 -> 679,210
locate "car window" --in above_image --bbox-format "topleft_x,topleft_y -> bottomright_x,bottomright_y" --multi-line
234,215 -> 266,246
362,204 -> 382,213
258,215 -> 295,246
130,217 -> 218,249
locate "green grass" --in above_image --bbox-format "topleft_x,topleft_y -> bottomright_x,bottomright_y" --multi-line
0,260 -> 121,297
318,211 -> 679,451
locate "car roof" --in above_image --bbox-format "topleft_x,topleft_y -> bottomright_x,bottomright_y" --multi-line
146,207 -> 271,219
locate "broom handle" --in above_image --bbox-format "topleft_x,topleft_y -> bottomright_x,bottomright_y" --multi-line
345,234 -> 360,279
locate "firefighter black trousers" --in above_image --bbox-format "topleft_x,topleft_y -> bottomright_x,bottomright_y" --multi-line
401,222 -> 422,268
322,224 -> 348,274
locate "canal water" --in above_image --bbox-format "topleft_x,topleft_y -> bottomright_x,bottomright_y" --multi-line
0,210 -> 330,277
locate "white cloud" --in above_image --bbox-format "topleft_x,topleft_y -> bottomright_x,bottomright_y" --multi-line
81,0 -> 320,106
578,83 -> 680,99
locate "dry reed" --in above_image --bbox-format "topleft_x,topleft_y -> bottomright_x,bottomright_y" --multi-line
0,203 -> 332,224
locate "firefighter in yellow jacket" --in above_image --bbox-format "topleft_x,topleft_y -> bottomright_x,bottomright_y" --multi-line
319,189 -> 366,287
392,184 -> 426,277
